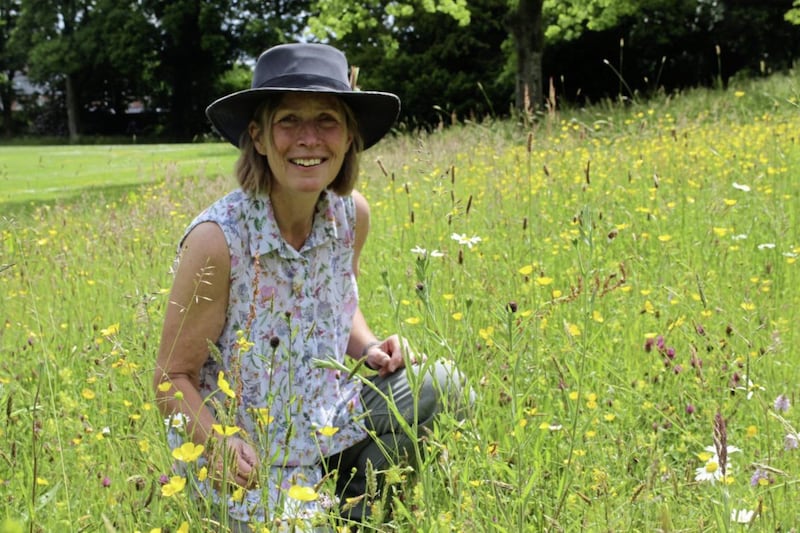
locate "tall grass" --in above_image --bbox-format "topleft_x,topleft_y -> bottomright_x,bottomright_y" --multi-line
1,69 -> 799,531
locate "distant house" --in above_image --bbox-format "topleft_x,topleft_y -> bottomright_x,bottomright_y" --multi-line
3,71 -> 48,111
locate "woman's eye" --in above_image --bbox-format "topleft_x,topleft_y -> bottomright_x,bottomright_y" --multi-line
317,115 -> 340,127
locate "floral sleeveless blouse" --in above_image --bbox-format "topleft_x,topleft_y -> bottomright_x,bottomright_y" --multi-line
167,188 -> 367,524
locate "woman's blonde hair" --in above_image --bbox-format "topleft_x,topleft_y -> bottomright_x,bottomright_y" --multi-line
234,95 -> 363,196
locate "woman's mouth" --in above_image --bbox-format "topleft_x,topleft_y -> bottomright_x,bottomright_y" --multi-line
290,158 -> 323,167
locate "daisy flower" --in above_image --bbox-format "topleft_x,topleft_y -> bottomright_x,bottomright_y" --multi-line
695,457 -> 723,483
730,508 -> 754,523
450,233 -> 482,248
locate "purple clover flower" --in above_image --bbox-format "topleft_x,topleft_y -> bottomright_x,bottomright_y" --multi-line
774,394 -> 791,412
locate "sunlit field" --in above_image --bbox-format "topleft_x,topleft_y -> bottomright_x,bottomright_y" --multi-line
2,71 -> 800,532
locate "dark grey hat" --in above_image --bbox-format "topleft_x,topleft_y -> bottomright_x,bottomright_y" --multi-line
206,43 -> 400,149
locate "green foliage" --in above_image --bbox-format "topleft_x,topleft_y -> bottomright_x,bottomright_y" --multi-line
334,0 -> 511,126
309,0 -> 471,48
543,0 -> 640,41
786,0 -> 800,24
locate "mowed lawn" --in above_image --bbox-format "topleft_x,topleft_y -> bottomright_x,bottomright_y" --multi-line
0,143 -> 237,207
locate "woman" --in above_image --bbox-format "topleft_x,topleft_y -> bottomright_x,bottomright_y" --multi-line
153,43 -> 469,531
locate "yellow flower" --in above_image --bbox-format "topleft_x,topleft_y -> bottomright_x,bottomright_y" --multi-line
100,323 -> 119,337
161,476 -> 186,497
231,486 -> 245,502
253,408 -> 274,426
198,466 -> 208,482
172,442 -> 205,463
535,276 -> 553,286
318,426 -> 340,437
36,477 -> 49,486
157,382 -> 172,392
287,484 -> 318,501
81,389 -> 96,400
451,312 -> 463,321
212,424 -> 241,437
657,235 -> 672,242
518,265 -> 534,276
217,371 -> 235,398
404,317 -> 421,325
235,330 -> 255,352
567,323 -> 581,337
177,523 -> 189,533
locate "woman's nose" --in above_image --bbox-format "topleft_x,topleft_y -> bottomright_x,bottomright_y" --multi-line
295,120 -> 321,145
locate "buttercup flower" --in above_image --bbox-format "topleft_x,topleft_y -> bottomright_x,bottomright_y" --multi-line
161,476 -> 187,497
217,371 -> 236,398
172,442 -> 205,463
287,484 -> 318,501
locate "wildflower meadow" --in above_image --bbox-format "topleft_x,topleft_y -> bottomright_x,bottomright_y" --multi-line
2,71 -> 800,531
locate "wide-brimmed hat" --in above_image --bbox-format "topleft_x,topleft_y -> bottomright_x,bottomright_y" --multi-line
206,43 -> 400,150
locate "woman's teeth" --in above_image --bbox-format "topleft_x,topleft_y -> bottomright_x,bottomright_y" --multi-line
291,158 -> 322,167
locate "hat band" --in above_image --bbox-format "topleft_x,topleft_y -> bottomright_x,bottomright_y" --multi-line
256,73 -> 352,92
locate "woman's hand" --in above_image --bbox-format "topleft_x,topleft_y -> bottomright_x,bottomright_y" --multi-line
363,334 -> 421,377
208,436 -> 259,489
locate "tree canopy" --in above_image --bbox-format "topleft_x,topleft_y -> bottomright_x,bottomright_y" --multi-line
1,0 -> 798,141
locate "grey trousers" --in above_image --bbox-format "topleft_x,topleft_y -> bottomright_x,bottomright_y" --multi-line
218,360 -> 471,531
325,359 -> 471,523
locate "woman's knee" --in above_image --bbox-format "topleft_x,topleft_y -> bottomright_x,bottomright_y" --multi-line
416,360 -> 473,425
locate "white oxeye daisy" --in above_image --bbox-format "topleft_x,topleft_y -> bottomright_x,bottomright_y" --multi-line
165,412 -> 190,430
451,233 -> 482,248
731,508 -> 754,523
410,246 -> 428,256
695,457 -> 723,483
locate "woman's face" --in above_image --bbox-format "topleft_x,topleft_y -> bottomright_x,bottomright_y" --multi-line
251,93 -> 353,197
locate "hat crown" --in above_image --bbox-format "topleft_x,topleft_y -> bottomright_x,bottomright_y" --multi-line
252,44 -> 351,92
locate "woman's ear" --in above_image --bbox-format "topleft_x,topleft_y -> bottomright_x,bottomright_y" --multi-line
249,121 -> 267,155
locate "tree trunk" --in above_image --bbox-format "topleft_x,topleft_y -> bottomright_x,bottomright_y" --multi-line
1,70 -> 14,137
507,0 -> 544,112
65,73 -> 80,142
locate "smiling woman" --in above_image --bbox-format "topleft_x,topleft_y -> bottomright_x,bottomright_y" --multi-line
152,42 -> 472,531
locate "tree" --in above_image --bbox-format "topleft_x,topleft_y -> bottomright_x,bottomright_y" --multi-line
141,0 -> 236,140
12,0 -> 91,141
325,0 -> 510,127
507,0 -> 543,113
310,0 -> 644,114
0,0 -> 23,136
787,0 -> 800,24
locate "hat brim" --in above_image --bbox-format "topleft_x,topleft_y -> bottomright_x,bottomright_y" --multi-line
205,88 -> 400,150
